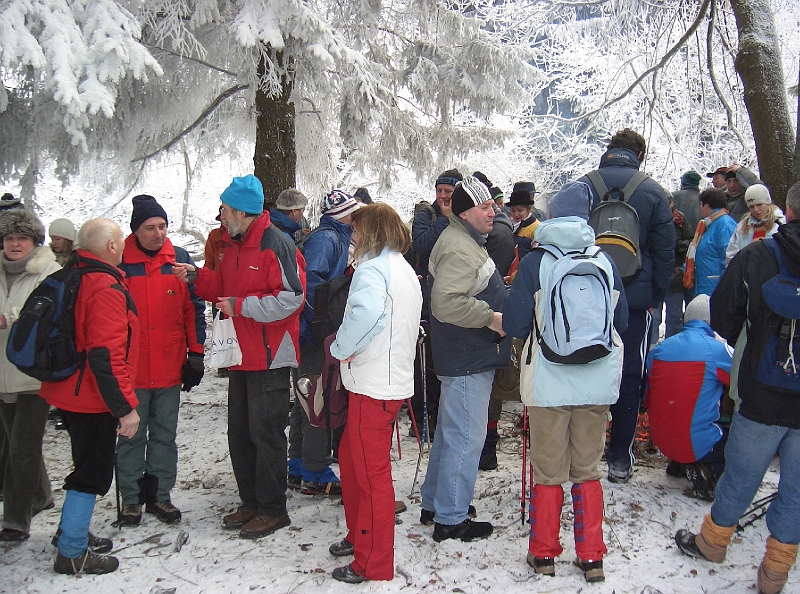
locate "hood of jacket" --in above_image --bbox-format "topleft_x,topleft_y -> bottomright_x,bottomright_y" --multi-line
534,217 -> 596,252
269,208 -> 301,235
492,207 -> 513,232
773,219 -> 800,276
598,147 -> 641,171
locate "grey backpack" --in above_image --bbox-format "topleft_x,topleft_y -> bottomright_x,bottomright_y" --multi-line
530,244 -> 615,365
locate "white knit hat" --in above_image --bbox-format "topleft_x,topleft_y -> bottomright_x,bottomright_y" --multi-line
49,218 -> 76,241
684,294 -> 711,325
745,184 -> 771,207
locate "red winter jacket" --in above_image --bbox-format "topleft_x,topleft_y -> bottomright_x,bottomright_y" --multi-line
40,250 -> 139,417
194,212 -> 306,371
120,235 -> 206,389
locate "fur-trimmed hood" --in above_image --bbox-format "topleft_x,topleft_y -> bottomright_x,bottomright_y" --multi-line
23,246 -> 58,274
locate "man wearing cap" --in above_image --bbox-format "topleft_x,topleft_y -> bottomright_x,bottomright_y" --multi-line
672,171 -> 703,232
419,175 -> 511,542
116,195 -> 206,526
706,167 -> 728,190
289,189 -> 359,495
723,164 -> 762,222
48,218 -> 76,266
270,188 -> 308,244
174,175 -> 306,538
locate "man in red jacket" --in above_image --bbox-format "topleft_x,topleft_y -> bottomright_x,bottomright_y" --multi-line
116,196 -> 206,526
41,218 -> 140,575
174,175 -> 306,539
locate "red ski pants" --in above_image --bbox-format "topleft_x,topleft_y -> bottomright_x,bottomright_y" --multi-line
339,392 -> 404,580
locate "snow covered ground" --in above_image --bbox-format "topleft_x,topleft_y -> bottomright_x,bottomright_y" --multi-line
0,371 -> 787,593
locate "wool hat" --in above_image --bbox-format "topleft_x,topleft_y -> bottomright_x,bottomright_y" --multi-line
130,195 -> 168,232
724,170 -> 738,180
507,190 -> 534,207
435,169 -> 463,188
275,188 -> 308,211
513,181 -> 537,195
451,175 -> 493,216
745,184 -> 772,207
322,190 -> 361,220
49,218 -> 76,241
0,208 -> 46,245
220,175 -> 264,215
472,171 -> 492,189
681,170 -> 702,188
0,193 -> 23,211
547,181 -> 593,221
706,166 -> 728,178
684,294 -> 711,325
489,186 -> 504,201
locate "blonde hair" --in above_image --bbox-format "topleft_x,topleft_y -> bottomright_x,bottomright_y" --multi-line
351,203 -> 410,261
737,203 -> 781,234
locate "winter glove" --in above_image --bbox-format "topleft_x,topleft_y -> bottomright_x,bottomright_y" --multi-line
181,352 -> 205,392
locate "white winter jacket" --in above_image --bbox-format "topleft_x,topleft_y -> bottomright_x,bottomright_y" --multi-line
0,246 -> 61,396
725,208 -> 785,266
330,248 -> 422,400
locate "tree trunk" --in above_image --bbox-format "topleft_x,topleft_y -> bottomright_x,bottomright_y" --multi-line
794,48 -> 800,183
730,0 -> 795,206
253,50 -> 296,210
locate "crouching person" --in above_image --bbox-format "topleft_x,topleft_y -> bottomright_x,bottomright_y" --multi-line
503,182 -> 628,582
40,218 -> 140,574
326,204 -> 422,583
646,294 -> 732,501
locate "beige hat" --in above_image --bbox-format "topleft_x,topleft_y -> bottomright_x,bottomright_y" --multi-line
276,188 -> 308,211
49,218 -> 76,241
745,184 -> 771,207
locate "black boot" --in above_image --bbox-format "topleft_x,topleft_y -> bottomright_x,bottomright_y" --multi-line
479,429 -> 500,471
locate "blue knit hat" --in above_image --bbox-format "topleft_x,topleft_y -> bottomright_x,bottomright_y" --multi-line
130,195 -> 168,232
220,175 -> 264,215
548,181 -> 593,221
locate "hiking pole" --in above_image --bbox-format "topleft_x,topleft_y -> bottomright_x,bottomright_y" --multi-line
736,491 -> 778,532
409,403 -> 425,497
395,416 -> 402,460
521,406 -> 528,526
111,450 -> 123,529
419,323 -> 430,453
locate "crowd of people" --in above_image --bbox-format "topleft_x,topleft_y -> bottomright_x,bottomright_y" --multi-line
0,127 -> 798,593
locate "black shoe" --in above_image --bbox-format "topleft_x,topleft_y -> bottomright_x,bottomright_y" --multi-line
420,505 -> 476,526
478,450 -> 498,471
686,464 -> 716,502
329,538 -> 355,557
118,504 -> 142,526
146,500 -> 182,523
287,474 -> 302,490
432,519 -> 493,542
607,463 -> 632,484
51,530 -> 113,554
0,528 -> 29,541
332,564 -> 367,583
675,529 -> 711,560
526,553 -> 555,576
575,558 -> 605,583
300,480 -> 342,496
54,549 -> 119,575
665,460 -> 688,478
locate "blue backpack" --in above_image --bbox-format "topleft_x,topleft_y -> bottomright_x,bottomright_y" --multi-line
6,254 -> 122,382
754,238 -> 800,393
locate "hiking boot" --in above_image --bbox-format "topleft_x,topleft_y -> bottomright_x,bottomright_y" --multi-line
758,562 -> 789,594
686,464 -> 716,502
576,558 -> 605,583
420,505 -> 476,526
239,514 -> 291,539
479,429 -> 499,471
665,459 -> 688,478
146,500 -> 182,523
54,549 -> 119,575
0,528 -> 29,541
51,530 -> 113,554
432,519 -> 493,542
395,500 -> 407,514
222,506 -> 258,529
526,553 -> 555,576
300,480 -> 342,496
607,463 -> 632,484
329,538 -> 355,557
674,529 -> 711,561
118,504 -> 142,526
332,563 -> 367,583
287,474 -> 302,490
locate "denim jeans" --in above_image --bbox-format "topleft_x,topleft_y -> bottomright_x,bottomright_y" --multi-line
711,412 -> 800,545
420,370 -> 494,525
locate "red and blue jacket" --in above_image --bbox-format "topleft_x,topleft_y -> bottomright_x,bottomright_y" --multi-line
645,319 -> 732,463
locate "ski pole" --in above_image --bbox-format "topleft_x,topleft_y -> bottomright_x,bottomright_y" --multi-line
419,323 -> 430,452
521,406 -> 528,526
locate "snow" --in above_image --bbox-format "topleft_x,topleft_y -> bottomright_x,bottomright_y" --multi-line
0,367 -> 788,593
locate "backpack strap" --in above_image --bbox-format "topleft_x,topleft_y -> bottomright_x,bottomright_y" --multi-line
763,237 -> 787,274
619,171 -> 649,203
585,170 -> 609,202
586,169 -> 648,203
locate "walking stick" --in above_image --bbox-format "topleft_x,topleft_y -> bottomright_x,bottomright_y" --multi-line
395,415 -> 402,460
736,491 -> 778,532
409,325 -> 428,496
521,406 -> 528,526
419,324 -> 430,452
111,450 -> 123,529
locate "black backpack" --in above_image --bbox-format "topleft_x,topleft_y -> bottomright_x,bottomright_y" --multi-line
586,170 -> 648,281
6,253 -> 122,382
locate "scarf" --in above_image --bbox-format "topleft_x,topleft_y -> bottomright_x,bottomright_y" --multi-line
683,209 -> 729,289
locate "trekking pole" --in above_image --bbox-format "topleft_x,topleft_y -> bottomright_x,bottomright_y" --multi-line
111,450 -> 122,529
521,406 -> 528,526
736,491 -> 778,532
395,417 -> 402,460
419,324 -> 430,453
409,404 -> 425,497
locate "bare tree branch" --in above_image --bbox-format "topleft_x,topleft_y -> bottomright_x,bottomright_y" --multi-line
144,43 -> 240,77
133,84 -> 250,163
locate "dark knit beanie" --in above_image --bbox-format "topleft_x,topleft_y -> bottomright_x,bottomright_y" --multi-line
681,170 -> 702,188
435,168 -> 463,188
548,181 -> 593,221
130,195 -> 168,232
0,208 -> 46,244
472,171 -> 492,189
451,175 -> 493,216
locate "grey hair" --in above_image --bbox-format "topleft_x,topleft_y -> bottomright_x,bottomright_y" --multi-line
786,181 -> 800,215
75,218 -> 122,254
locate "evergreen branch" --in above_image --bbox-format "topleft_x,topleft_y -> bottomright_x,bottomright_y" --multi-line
132,84 -> 250,163
144,43 -> 240,77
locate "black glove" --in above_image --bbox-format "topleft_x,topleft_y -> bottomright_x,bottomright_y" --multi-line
181,353 -> 205,392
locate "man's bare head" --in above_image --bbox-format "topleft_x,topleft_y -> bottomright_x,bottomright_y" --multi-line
76,218 -> 125,266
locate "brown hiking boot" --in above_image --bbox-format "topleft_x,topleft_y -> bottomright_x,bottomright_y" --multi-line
576,558 -> 605,583
239,514 -> 291,539
526,553 -> 555,576
146,500 -> 182,523
222,506 -> 257,529
54,549 -> 119,575
395,500 -> 407,514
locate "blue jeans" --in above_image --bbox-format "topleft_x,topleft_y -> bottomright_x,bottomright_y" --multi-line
711,413 -> 800,545
420,370 -> 493,525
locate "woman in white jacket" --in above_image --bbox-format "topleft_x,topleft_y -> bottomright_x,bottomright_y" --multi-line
726,184 -> 784,266
326,203 -> 422,584
0,209 -> 61,541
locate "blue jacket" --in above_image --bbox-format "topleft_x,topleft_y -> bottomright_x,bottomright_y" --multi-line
578,148 -> 675,310
300,215 -> 351,346
646,320 -> 732,462
694,209 -> 737,297
269,208 -> 302,243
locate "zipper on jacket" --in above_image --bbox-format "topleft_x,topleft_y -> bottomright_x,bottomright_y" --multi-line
262,327 -> 272,368
74,352 -> 87,396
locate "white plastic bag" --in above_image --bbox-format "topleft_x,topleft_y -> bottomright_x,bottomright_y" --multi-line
209,311 -> 242,368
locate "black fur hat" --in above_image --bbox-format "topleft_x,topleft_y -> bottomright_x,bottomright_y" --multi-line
0,208 -> 46,245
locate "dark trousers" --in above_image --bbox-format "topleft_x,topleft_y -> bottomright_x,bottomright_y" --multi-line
409,326 -> 440,433
228,368 -> 290,517
606,309 -> 651,472
60,410 -> 118,495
